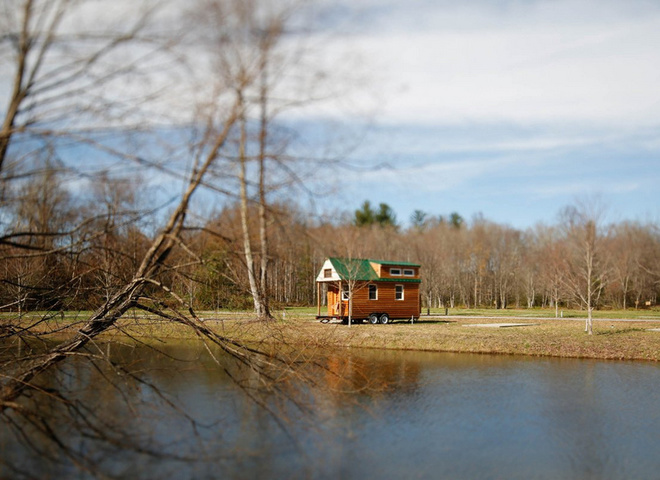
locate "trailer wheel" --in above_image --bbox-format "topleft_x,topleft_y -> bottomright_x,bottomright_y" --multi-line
368,313 -> 379,324
379,313 -> 390,325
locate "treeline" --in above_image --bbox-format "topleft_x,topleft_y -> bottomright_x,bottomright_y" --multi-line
2,170 -> 658,314
269,201 -> 660,313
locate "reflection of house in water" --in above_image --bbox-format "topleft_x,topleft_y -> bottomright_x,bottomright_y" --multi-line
323,351 -> 422,402
316,258 -> 421,324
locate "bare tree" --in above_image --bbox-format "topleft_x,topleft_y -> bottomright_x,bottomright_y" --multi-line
0,0 -> 171,175
190,0 -> 339,318
490,224 -> 521,309
607,221 -> 654,310
535,225 -> 567,317
332,227 -> 364,326
560,201 -> 610,334
87,173 -> 144,304
465,219 -> 492,308
0,0 -> 177,313
1,1 -> 364,475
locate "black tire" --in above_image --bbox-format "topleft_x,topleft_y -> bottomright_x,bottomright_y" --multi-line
379,313 -> 390,325
369,313 -> 379,324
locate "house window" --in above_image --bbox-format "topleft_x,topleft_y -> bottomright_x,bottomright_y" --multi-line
395,284 -> 404,301
324,268 -> 332,278
403,269 -> 415,277
342,284 -> 349,301
390,268 -> 401,276
369,284 -> 378,300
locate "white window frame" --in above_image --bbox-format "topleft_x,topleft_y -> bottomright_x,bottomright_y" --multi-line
390,268 -> 402,276
341,284 -> 349,301
403,269 -> 415,277
368,284 -> 378,300
395,284 -> 404,301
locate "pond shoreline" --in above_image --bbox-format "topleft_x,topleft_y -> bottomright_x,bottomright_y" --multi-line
7,310 -> 660,362
295,317 -> 660,362
107,313 -> 660,362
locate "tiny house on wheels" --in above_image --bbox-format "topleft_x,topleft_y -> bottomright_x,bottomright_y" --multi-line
316,258 -> 421,324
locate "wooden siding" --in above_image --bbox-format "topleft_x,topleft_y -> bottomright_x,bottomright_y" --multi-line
325,281 -> 420,319
327,285 -> 342,316
369,262 -> 383,277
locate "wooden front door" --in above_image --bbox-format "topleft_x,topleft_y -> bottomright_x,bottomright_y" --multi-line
327,288 -> 339,316
327,284 -> 347,316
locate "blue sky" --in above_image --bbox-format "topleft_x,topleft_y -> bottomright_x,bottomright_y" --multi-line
3,0 -> 658,231
304,0 -> 660,228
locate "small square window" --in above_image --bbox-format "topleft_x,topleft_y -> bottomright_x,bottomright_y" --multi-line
324,268 -> 332,278
395,284 -> 404,301
369,284 -> 378,300
342,284 -> 349,301
390,268 -> 401,276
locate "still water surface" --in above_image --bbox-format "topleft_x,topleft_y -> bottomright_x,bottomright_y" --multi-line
2,343 -> 660,479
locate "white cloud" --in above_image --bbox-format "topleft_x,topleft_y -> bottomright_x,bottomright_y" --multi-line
526,180 -> 642,198
348,155 -> 523,193
316,0 -> 660,128
304,1 -> 660,227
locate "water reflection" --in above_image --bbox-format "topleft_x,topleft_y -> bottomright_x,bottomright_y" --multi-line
2,343 -> 660,479
322,349 -> 422,399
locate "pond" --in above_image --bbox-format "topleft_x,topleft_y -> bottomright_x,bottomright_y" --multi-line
2,342 -> 660,479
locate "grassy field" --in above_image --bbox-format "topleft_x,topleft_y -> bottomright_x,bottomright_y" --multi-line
273,307 -> 660,361
285,305 -> 660,320
5,307 -> 660,362
302,318 -> 660,360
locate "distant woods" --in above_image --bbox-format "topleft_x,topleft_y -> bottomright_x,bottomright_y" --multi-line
354,200 -> 398,227
2,186 -> 658,314
355,202 -> 659,317
355,201 -> 464,230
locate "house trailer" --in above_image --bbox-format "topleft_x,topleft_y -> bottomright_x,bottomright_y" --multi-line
315,258 -> 421,324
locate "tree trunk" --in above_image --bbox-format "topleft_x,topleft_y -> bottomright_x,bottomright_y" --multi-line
257,62 -> 271,319
586,306 -> 593,335
238,95 -> 266,318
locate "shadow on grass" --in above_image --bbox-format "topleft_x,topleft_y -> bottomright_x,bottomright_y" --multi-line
319,320 -> 458,326
392,320 -> 457,325
596,327 -> 646,336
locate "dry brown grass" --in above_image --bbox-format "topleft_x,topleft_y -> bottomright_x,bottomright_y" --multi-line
9,311 -> 660,362
119,315 -> 660,362
293,317 -> 660,361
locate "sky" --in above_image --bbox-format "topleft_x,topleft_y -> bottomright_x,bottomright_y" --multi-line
2,0 -> 659,231
307,0 -> 660,229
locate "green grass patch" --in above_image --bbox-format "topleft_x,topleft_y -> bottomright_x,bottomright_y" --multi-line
426,307 -> 660,320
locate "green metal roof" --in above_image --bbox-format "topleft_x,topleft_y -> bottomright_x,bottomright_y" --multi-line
328,258 -> 379,281
327,257 -> 421,283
